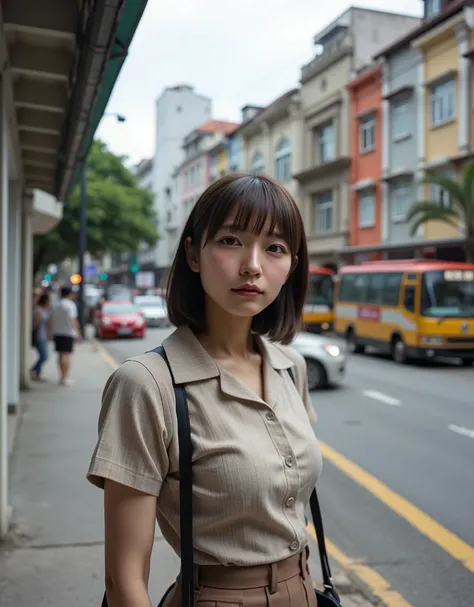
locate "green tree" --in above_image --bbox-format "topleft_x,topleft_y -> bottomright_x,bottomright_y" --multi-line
406,161 -> 474,262
33,140 -> 158,274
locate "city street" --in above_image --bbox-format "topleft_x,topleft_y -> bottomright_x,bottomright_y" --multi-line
102,327 -> 474,607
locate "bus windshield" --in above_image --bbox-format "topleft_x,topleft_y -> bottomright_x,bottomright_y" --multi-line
421,270 -> 474,318
306,273 -> 333,307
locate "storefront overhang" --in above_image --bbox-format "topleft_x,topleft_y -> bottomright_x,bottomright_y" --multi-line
340,236 -> 465,256
2,0 -> 148,205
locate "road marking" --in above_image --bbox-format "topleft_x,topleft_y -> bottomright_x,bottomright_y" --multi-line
319,440 -> 474,573
363,390 -> 401,406
306,523 -> 414,607
94,339 -> 119,371
448,424 -> 474,440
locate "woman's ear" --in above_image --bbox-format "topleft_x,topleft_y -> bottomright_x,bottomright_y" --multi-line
185,237 -> 200,273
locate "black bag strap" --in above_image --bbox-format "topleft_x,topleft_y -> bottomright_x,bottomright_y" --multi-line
286,367 -> 339,600
153,346 -> 195,607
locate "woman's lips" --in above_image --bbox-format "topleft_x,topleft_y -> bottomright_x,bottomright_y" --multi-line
232,288 -> 262,297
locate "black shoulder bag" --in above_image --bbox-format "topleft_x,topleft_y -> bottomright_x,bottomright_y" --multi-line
101,348 -> 341,607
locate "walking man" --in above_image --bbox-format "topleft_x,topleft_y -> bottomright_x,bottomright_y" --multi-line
50,285 -> 82,386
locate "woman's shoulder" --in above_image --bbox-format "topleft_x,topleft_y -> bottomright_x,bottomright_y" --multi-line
263,338 -> 306,372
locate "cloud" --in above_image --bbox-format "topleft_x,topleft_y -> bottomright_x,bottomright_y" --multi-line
96,0 -> 423,165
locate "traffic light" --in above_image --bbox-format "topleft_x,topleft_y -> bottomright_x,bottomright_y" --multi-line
70,273 -> 82,285
130,264 -> 139,273
99,272 -> 108,280
43,273 -> 52,281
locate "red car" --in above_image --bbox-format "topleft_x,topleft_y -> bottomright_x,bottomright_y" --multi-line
94,300 -> 146,340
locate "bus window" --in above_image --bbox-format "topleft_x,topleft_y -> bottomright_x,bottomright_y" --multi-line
404,286 -> 415,313
338,274 -> 356,302
367,274 -> 384,305
421,270 -> 474,317
382,273 -> 402,306
307,273 -> 333,307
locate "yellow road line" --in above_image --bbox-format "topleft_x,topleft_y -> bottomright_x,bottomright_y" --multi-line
94,339 -> 118,371
307,523 -> 413,607
319,440 -> 474,573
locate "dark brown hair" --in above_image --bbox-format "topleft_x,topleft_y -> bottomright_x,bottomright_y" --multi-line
166,173 -> 309,344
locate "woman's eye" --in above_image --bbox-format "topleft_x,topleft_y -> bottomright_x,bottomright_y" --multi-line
268,244 -> 286,254
220,236 -> 239,246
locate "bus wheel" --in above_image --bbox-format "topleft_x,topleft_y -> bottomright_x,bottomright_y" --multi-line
346,328 -> 365,354
391,336 -> 407,364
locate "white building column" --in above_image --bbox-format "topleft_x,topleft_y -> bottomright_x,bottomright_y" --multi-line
7,182 -> 21,412
19,196 -> 33,391
455,22 -> 470,154
0,75 -> 11,537
416,51 -> 426,238
381,61 -> 390,242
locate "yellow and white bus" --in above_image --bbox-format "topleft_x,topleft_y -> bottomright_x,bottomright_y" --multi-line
334,260 -> 474,365
303,266 -> 335,333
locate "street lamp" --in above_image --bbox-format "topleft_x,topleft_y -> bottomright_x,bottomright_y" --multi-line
77,113 -> 126,338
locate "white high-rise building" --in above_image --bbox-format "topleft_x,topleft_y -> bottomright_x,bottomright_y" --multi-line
152,84 -> 212,277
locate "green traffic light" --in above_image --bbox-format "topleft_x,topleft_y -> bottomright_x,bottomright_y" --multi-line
130,264 -> 139,273
100,272 -> 108,280
43,273 -> 52,281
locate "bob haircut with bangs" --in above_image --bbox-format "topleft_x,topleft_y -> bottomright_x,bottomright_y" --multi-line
166,172 -> 309,344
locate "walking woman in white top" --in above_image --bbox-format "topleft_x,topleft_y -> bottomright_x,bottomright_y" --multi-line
88,173 -> 322,606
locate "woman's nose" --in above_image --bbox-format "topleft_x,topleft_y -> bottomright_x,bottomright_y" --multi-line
240,247 -> 262,276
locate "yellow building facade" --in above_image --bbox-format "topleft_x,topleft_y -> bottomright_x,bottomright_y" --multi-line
413,7 -> 474,242
217,147 -> 227,176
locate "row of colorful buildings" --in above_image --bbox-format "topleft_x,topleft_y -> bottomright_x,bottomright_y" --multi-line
108,1 -> 473,283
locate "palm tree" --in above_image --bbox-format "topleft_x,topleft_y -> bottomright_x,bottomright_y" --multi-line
406,160 -> 474,262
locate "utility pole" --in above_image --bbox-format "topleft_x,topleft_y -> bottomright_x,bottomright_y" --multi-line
78,161 -> 87,338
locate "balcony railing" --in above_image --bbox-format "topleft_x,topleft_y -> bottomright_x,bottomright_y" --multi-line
301,34 -> 354,83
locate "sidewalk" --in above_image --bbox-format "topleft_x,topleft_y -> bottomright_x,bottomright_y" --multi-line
0,340 -> 374,606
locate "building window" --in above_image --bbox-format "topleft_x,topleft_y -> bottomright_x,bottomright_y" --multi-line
392,100 -> 409,139
358,188 -> 375,228
392,184 -> 410,221
430,182 -> 452,209
318,123 -> 335,164
314,191 -> 333,233
426,0 -> 441,18
251,152 -> 265,174
430,80 -> 455,126
275,139 -> 292,182
359,115 -> 375,153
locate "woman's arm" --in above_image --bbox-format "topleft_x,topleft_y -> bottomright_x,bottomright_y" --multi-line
103,480 -> 157,607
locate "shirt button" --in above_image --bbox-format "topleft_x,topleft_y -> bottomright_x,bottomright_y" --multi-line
266,411 -> 275,421
285,455 -> 294,467
286,497 -> 295,508
290,540 -> 300,551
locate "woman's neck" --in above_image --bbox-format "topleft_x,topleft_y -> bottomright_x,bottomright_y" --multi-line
197,298 -> 255,360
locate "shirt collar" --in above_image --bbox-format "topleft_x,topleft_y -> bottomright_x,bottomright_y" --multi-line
162,326 -> 294,385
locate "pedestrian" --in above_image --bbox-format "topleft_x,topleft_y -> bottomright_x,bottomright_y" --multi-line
87,173 -> 321,607
30,292 -> 52,381
51,285 -> 82,386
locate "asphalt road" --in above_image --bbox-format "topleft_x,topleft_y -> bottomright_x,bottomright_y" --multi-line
101,328 -> 474,607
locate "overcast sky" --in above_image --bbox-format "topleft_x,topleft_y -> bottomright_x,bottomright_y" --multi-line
95,0 -> 423,166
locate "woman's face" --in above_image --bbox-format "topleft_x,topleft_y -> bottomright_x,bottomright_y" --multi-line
186,217 -> 293,319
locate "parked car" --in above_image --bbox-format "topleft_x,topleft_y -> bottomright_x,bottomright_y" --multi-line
94,300 -> 146,340
292,332 -> 347,390
134,295 -> 169,328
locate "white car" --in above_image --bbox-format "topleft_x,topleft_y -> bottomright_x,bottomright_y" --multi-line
292,332 -> 347,390
134,295 -> 169,328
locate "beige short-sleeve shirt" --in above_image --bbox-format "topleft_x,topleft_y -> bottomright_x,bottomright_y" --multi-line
87,326 -> 322,566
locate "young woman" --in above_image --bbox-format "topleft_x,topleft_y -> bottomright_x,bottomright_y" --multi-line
31,292 -> 51,381
87,173 -> 322,607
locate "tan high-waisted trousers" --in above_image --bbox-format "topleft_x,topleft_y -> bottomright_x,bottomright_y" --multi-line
163,546 -> 318,607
